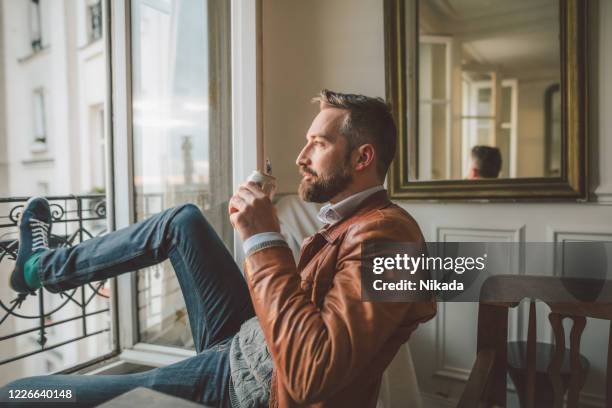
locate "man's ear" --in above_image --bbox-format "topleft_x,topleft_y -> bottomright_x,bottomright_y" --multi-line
355,144 -> 375,171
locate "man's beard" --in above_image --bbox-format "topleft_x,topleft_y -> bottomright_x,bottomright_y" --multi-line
298,162 -> 353,203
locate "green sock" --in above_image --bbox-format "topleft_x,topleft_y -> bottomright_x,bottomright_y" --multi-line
24,251 -> 44,290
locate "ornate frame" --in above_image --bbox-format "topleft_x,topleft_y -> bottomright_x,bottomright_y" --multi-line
384,0 -> 589,200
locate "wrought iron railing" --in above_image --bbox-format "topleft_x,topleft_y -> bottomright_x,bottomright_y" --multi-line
0,189 -> 226,367
0,195 -> 112,366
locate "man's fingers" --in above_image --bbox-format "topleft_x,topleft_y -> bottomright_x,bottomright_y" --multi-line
229,195 -> 247,213
240,181 -> 266,198
237,186 -> 257,203
229,182 -> 279,239
229,211 -> 241,226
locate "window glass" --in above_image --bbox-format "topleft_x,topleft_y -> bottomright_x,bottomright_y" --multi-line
0,0 -> 111,383
130,0 -> 232,348
28,0 -> 42,51
87,0 -> 103,43
32,89 -> 46,144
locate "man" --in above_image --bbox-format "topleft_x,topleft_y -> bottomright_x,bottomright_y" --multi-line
2,90 -> 436,408
467,145 -> 503,179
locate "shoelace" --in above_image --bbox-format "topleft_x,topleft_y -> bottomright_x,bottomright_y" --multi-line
30,218 -> 50,252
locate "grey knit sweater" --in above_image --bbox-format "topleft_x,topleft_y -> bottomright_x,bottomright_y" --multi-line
229,316 -> 273,408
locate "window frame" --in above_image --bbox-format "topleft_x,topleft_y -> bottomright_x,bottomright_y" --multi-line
418,35 -> 452,180
108,0 -> 259,365
459,78 -> 518,178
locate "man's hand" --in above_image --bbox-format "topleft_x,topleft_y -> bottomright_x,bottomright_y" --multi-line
229,181 -> 281,241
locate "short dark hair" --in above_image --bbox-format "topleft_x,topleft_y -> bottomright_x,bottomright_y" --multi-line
313,89 -> 397,180
471,145 -> 502,178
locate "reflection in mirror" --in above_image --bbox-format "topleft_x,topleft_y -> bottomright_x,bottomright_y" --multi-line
415,0 -> 561,181
545,84 -> 561,177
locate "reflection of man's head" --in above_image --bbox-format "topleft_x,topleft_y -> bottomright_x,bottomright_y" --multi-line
468,145 -> 502,179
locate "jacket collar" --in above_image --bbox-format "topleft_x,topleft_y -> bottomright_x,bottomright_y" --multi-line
317,185 -> 385,225
318,189 -> 392,243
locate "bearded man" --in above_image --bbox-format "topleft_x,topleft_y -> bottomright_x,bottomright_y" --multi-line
2,90 -> 436,408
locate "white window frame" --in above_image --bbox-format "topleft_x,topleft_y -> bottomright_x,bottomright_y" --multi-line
418,35 -> 452,180
108,0 -> 258,366
500,79 -> 518,178
461,77 -> 518,178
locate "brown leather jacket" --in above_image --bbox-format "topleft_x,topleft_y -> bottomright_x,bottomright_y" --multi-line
244,190 -> 437,408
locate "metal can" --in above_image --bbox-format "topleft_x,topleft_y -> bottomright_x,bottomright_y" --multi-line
247,170 -> 276,197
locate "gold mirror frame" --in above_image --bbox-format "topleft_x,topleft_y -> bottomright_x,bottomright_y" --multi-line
384,0 -> 588,201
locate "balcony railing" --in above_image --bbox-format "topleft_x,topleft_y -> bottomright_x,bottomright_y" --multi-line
0,195 -> 113,366
0,188 -> 226,369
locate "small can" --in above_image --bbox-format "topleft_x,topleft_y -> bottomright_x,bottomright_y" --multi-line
247,170 -> 276,197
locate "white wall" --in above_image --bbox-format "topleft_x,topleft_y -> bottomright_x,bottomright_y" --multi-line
262,0 -> 612,406
262,0 -> 386,193
2,0 -> 71,196
0,0 -> 106,197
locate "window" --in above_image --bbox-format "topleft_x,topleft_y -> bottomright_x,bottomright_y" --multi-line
28,0 -> 43,52
461,77 -> 518,178
36,181 -> 49,195
32,88 -> 47,148
1,0 -> 233,381
0,0 -> 112,383
131,0 -> 232,348
87,0 -> 103,43
419,36 -> 452,180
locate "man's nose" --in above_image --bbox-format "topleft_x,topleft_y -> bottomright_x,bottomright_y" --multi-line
296,145 -> 310,167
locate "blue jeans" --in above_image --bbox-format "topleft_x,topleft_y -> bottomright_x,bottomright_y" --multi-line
1,204 -> 255,407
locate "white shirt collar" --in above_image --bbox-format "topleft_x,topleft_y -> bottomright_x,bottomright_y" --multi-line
317,185 -> 385,225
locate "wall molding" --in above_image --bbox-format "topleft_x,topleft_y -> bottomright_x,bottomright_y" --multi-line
593,184 -> 612,204
544,226 -> 612,408
434,224 -> 525,243
433,224 -> 524,381
546,225 -> 612,244
434,302 -> 472,381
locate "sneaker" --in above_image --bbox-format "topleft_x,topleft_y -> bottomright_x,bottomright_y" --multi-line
10,197 -> 52,294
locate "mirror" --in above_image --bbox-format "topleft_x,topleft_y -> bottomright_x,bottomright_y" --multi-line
384,0 -> 588,200
545,84 -> 562,177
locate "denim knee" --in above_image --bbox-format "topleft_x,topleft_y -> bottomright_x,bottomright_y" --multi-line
168,204 -> 209,234
172,203 -> 204,224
